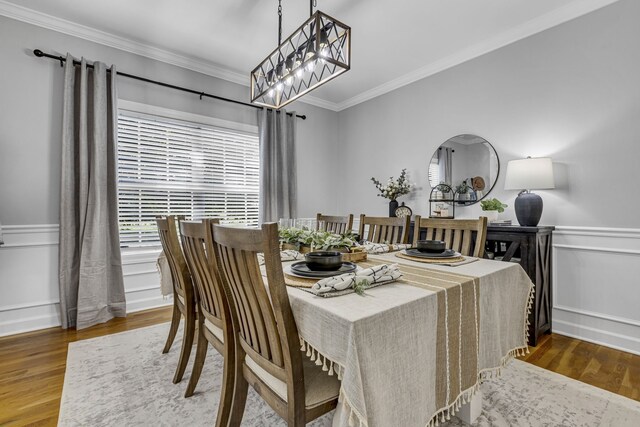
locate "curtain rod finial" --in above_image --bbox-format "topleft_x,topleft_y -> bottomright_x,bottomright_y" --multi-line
33,49 -> 44,57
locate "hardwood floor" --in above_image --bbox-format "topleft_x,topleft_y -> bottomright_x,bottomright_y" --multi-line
519,333 -> 640,401
0,308 -> 173,427
1,307 -> 638,426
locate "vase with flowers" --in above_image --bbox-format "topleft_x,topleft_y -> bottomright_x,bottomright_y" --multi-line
371,168 -> 412,216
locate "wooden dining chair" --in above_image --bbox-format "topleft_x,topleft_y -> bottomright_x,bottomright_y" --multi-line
316,213 -> 354,234
412,216 -> 488,257
179,220 -> 235,425
358,214 -> 411,244
211,222 -> 340,426
156,215 -> 196,384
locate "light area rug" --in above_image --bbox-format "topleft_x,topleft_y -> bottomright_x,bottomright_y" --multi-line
59,323 -> 640,426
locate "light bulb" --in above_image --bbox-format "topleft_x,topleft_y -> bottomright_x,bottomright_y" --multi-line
276,82 -> 283,92
319,48 -> 329,58
285,55 -> 294,72
285,76 -> 293,86
268,89 -> 274,97
306,60 -> 316,72
296,68 -> 304,78
319,28 -> 328,49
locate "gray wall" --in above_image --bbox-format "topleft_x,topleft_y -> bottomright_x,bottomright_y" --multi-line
0,15 -> 339,226
337,0 -> 640,228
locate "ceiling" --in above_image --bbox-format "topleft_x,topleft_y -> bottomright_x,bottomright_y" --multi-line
0,0 -> 620,110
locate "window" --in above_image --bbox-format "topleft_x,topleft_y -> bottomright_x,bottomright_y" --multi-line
429,157 -> 440,186
117,110 -> 259,248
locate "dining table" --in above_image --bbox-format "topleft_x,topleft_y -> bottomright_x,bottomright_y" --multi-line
275,250 -> 534,427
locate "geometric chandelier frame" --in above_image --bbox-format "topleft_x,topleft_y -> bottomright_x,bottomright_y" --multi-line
250,8 -> 351,110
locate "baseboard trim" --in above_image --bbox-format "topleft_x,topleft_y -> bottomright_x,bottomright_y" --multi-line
553,319 -> 640,356
126,295 -> 172,313
552,225 -> 640,357
0,309 -> 61,337
0,290 -> 169,337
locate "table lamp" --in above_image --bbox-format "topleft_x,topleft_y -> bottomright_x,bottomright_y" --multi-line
504,157 -> 555,226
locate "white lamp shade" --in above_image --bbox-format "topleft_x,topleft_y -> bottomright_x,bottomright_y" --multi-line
504,157 -> 555,190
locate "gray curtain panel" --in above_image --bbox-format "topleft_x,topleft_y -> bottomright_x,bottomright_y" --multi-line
438,147 -> 453,185
258,108 -> 297,223
58,54 -> 126,329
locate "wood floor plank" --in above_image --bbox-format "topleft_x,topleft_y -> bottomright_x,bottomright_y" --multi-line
0,307 -> 638,426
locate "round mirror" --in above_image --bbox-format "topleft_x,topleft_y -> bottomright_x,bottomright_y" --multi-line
428,134 -> 499,205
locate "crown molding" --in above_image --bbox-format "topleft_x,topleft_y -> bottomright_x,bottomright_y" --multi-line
294,96 -> 341,112
0,0 -> 250,85
0,0 -> 341,112
335,0 -> 621,111
0,0 -> 619,113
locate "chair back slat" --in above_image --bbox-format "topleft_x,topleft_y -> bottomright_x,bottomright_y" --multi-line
156,216 -> 192,301
461,230 -> 472,255
179,220 -> 226,326
413,216 -> 488,257
212,224 -> 300,377
358,214 -> 410,244
452,229 -> 463,253
444,229 -> 453,248
317,213 -> 354,234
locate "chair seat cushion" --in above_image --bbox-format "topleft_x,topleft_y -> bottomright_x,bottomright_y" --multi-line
204,318 -> 224,343
245,354 -> 340,408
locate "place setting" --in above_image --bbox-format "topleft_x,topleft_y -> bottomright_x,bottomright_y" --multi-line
394,239 -> 479,266
283,251 -> 402,297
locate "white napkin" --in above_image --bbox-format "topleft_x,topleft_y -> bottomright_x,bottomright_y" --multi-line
258,249 -> 302,266
360,241 -> 412,254
311,263 -> 402,295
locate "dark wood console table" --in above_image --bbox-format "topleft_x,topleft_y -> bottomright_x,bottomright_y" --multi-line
485,225 -> 554,346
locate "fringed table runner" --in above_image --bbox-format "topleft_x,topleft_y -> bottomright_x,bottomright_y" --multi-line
282,255 -> 534,427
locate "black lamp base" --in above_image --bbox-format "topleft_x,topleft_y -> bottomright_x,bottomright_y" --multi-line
514,192 -> 543,226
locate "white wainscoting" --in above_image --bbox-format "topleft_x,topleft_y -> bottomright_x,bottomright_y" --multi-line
0,224 -> 170,337
552,226 -> 640,355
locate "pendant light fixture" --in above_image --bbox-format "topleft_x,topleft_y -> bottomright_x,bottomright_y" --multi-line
250,0 -> 351,109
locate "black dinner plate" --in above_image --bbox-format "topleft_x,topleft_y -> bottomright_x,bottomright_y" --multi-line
289,261 -> 357,278
404,248 -> 460,259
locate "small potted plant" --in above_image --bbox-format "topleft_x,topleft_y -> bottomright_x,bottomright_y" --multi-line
434,182 -> 451,200
480,198 -> 508,222
455,181 -> 471,201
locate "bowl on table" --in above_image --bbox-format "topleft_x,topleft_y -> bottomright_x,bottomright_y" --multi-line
304,251 -> 343,271
415,240 -> 446,254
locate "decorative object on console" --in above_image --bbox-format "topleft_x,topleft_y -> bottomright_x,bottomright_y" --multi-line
394,202 -> 413,218
504,157 -> 555,227
428,134 -> 500,206
428,183 -> 455,218
371,168 -> 413,217
480,198 -> 508,222
472,176 -> 486,199
250,0 -> 351,109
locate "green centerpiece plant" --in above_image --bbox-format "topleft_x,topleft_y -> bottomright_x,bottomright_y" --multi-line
279,227 -> 358,252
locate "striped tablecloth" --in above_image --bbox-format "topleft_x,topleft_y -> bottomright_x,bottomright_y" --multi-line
282,252 -> 533,427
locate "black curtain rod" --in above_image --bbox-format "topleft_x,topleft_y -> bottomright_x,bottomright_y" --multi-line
32,49 -> 306,120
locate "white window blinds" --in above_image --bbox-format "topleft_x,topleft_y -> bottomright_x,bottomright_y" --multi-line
117,111 -> 260,248
428,157 -> 440,186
